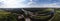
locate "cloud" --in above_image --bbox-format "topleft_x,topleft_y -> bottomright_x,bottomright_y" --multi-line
42,3 -> 60,7
0,0 -> 27,8
0,2 -> 4,6
25,3 -> 60,8
0,0 -> 60,8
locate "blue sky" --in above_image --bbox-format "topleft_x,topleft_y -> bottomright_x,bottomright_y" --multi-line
0,0 -> 60,8
23,0 -> 59,5
18,0 -> 60,7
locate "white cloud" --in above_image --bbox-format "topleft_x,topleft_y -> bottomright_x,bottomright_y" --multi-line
0,0 -> 60,8
0,0 -> 27,8
42,3 -> 60,7
24,3 -> 60,8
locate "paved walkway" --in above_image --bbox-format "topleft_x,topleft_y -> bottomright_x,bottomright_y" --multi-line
25,18 -> 31,21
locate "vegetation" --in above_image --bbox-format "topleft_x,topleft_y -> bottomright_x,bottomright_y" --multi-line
30,8 -> 54,21
51,9 -> 60,21
0,8 -> 60,21
0,10 -> 17,21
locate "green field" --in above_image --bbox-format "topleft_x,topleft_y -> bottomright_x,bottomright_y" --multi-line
0,10 -> 17,21
0,8 -> 60,21
51,9 -> 60,21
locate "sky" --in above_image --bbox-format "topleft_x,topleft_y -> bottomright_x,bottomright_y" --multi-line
0,0 -> 60,8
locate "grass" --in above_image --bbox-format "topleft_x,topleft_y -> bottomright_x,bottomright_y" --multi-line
51,9 -> 60,21
0,8 -> 60,21
0,10 -> 17,21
